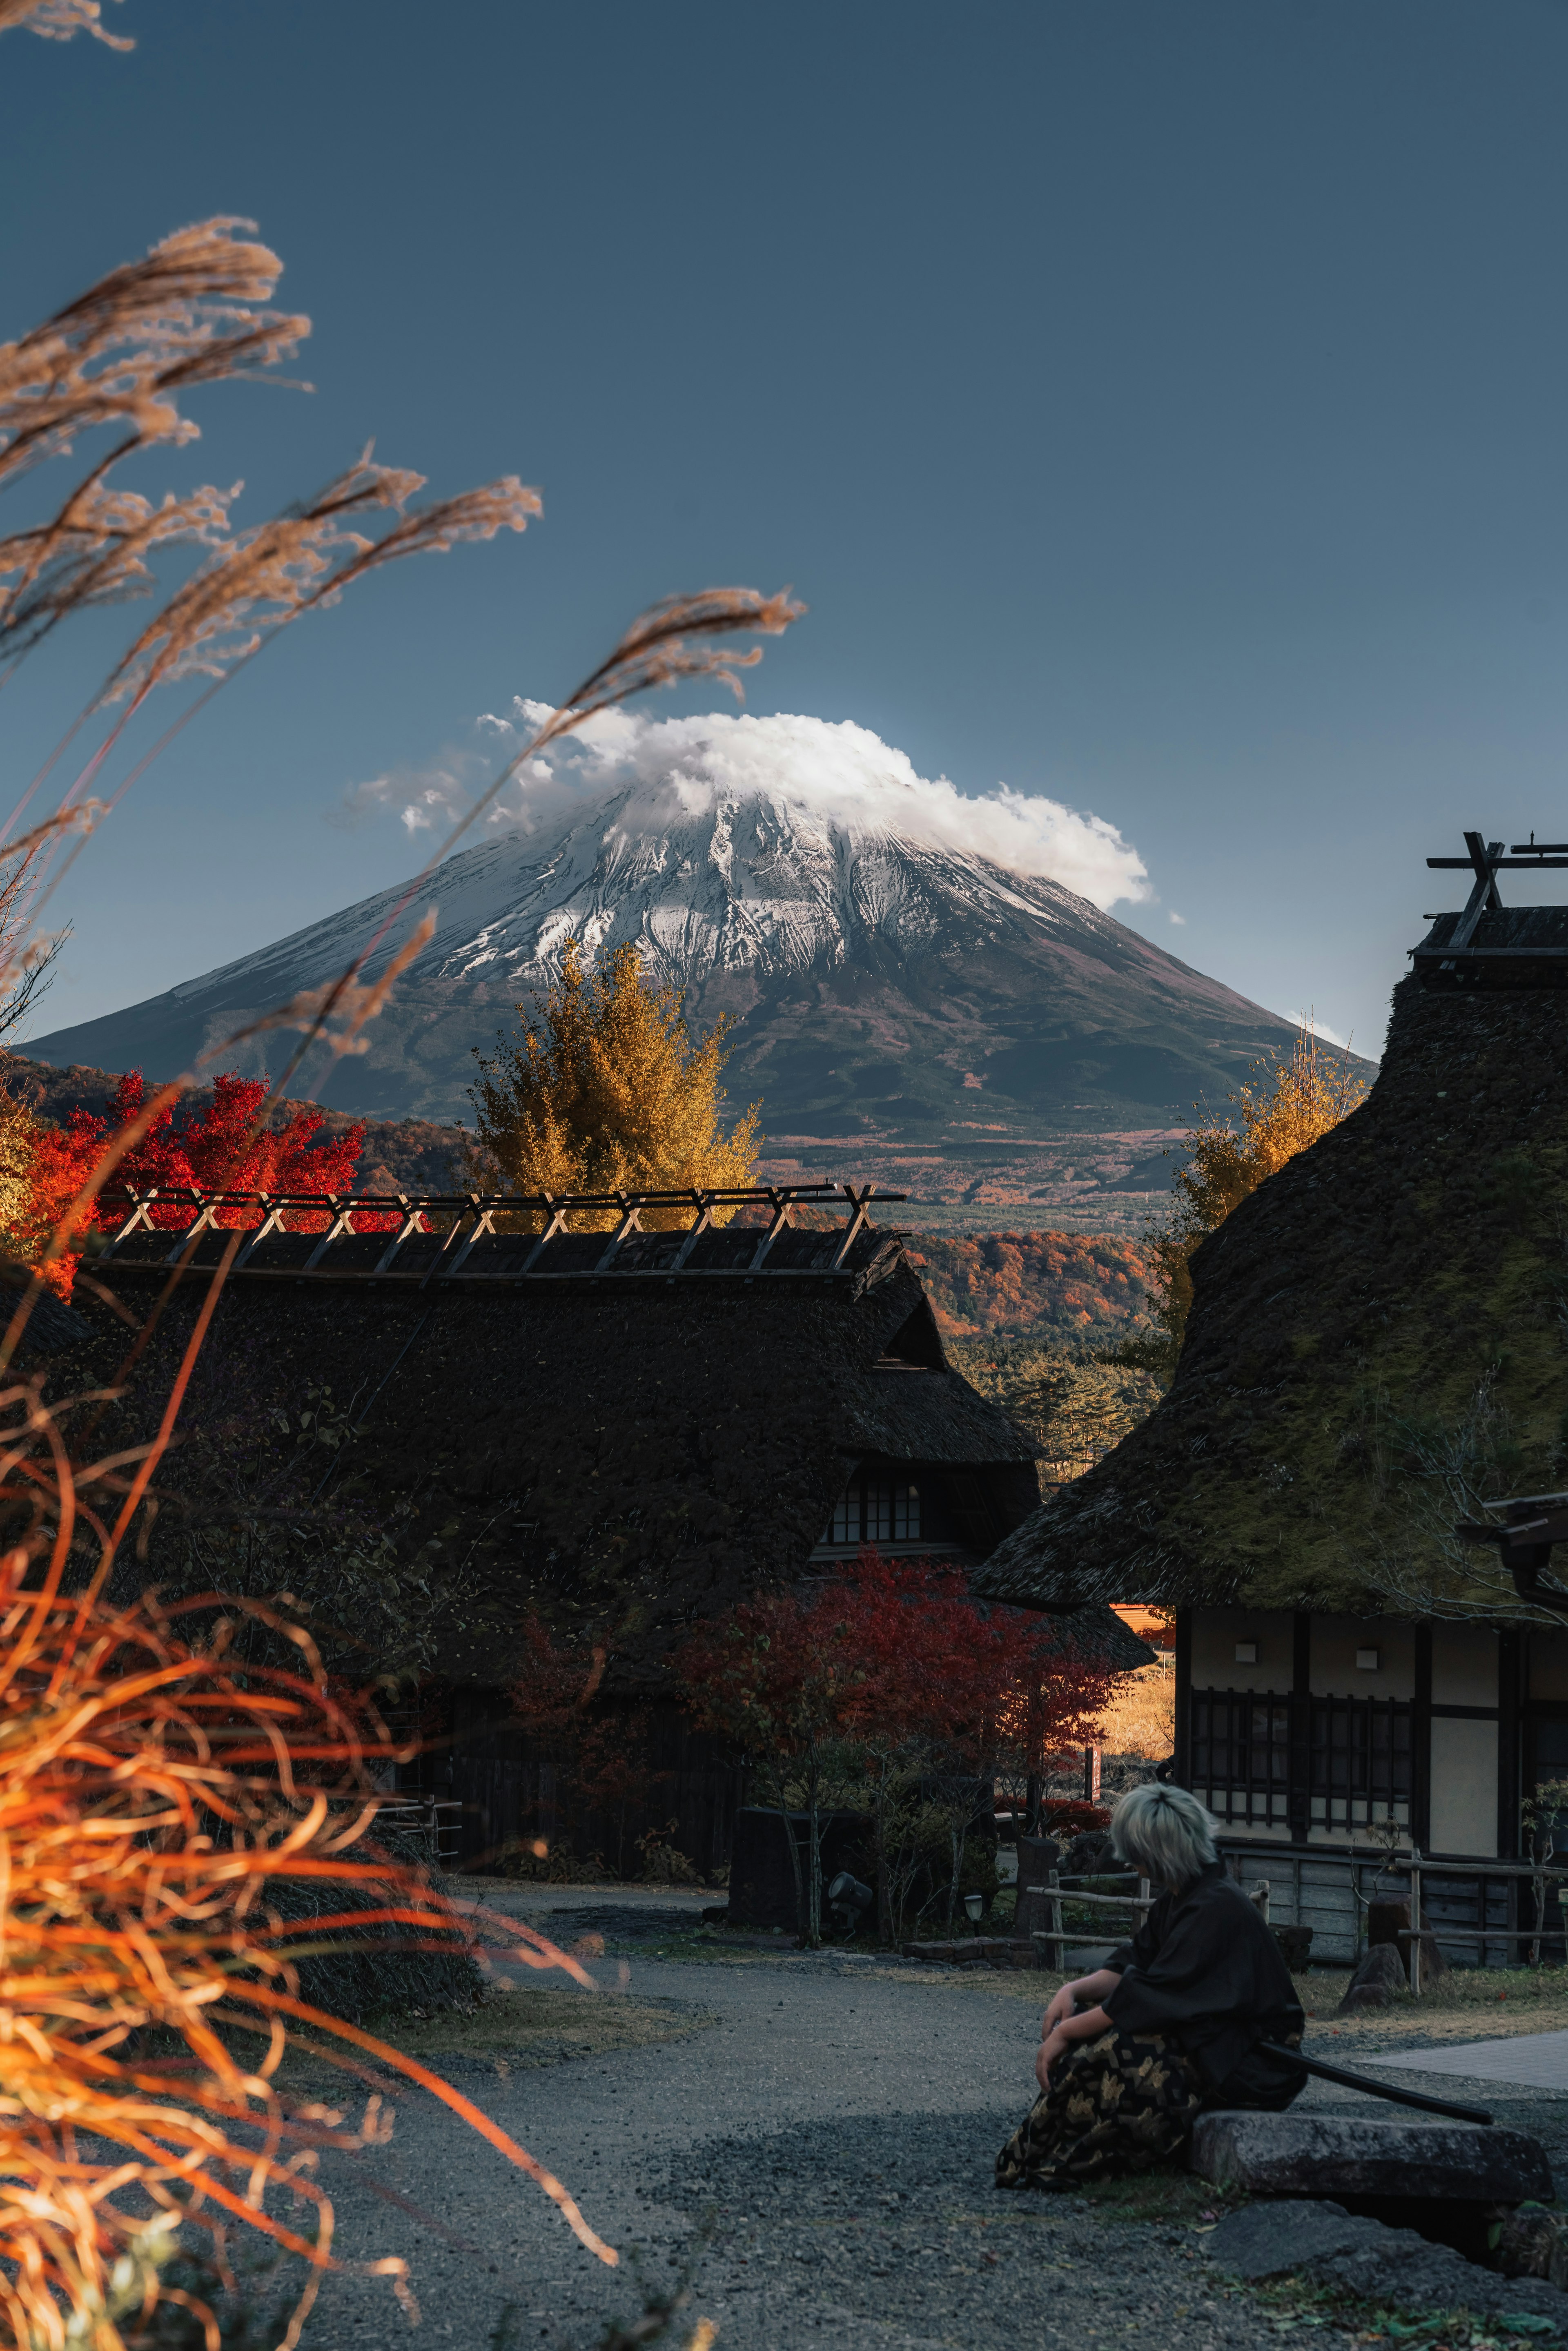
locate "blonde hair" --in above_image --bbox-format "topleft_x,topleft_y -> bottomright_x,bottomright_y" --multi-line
1111,1782 -> 1218,1890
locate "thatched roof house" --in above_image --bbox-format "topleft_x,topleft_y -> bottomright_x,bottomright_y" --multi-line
59,1183 -> 1145,1871
973,861 -> 1568,1940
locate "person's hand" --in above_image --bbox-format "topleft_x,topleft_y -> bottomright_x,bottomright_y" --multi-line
1035,2028 -> 1069,2092
1042,1983 -> 1077,2035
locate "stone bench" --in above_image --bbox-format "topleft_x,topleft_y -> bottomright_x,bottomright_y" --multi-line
1191,2110 -> 1553,2204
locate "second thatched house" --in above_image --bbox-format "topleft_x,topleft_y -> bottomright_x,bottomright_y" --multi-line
60,1182 -> 1145,1876
976,843 -> 1568,1962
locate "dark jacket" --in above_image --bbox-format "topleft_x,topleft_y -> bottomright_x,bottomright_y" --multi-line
1103,1859 -> 1305,2105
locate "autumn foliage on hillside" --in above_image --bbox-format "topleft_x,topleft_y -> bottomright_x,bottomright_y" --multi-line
908,1230 -> 1154,1339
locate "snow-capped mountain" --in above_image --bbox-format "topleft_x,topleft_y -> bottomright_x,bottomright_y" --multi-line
29,704 -> 1354,1135
27,784 -> 1328,1136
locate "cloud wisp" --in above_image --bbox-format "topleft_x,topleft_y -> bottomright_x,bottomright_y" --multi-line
1275,1005 -> 1351,1049
336,705 -> 1153,913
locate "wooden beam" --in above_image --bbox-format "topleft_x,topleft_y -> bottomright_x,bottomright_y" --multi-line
1449,833 -> 1506,951
594,1194 -> 643,1271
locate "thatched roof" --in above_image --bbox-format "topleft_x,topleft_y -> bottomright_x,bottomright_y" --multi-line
975,971 -> 1568,1624
43,1216 -> 1150,1687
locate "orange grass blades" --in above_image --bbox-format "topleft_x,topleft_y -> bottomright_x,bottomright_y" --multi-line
0,1509 -> 619,2351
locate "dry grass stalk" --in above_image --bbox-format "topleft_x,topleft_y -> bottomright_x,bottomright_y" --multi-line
0,217 -> 303,518
0,0 -> 131,45
0,1368 -> 618,2349
94,458 -> 538,711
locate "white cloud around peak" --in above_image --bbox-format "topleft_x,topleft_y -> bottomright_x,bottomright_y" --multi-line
458,704 -> 1152,911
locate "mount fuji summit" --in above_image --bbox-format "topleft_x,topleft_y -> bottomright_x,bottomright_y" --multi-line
26,712 -> 1346,1143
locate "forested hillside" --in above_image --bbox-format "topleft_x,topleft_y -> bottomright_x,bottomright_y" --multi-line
907,1230 -> 1153,1340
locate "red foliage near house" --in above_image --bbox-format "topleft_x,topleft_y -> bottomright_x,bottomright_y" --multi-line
673,1552 -> 1118,1943
27,1070 -> 385,1291
1042,1799 -> 1111,1839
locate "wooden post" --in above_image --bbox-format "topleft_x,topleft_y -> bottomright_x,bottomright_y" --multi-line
1408,1847 -> 1423,1997
1047,1867 -> 1062,1970
1083,1747 -> 1102,1803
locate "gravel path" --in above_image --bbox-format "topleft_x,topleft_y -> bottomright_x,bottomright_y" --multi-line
291,1893 -> 1567,2351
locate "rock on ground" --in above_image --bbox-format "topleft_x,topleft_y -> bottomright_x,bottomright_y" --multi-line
1207,2198 -> 1568,2332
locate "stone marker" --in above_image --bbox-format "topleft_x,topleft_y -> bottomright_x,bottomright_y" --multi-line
1337,1941 -> 1406,2012
1367,1899 -> 1410,1954
1190,2112 -> 1553,2203
1206,2199 -> 1568,2329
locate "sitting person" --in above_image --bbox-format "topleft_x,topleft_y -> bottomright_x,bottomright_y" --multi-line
997,1781 -> 1304,2191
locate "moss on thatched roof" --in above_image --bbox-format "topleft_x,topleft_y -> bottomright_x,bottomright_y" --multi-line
47,1226 -> 1065,1687
975,974 -> 1568,1623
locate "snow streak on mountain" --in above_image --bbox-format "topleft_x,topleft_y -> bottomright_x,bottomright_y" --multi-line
28,712 -> 1331,1136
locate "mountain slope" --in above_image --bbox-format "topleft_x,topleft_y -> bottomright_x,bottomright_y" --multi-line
27,786 -> 1359,1137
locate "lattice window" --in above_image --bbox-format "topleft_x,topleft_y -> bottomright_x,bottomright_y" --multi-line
1309,1694 -> 1411,1830
1188,1689 -> 1291,1827
822,1475 -> 921,1545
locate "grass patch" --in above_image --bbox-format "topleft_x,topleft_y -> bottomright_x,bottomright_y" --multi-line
1077,2168 -> 1240,2224
1302,1962 -> 1568,2049
1242,2266 -> 1560,2345
277,1983 -> 712,2079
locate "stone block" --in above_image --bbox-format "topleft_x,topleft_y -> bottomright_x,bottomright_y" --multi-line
1338,1941 -> 1406,2012
1203,2199 -> 1378,2280
1368,1899 -> 1410,1953
1206,2199 -> 1568,2330
1190,2111 -> 1553,2204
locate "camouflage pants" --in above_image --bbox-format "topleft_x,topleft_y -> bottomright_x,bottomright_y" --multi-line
995,2027 -> 1205,2191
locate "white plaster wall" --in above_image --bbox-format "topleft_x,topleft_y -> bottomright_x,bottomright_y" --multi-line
1311,1615 -> 1414,1700
1189,1607 -> 1293,1692
1530,1631 -> 1568,1701
1433,1622 -> 1500,1708
1428,1717 -> 1499,1857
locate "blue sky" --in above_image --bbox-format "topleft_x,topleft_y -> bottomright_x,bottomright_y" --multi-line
4,0 -> 1567,1064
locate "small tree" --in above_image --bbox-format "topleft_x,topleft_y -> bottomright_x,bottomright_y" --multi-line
851,1573 -> 1114,1935
674,1557 -> 1121,1947
468,938 -> 760,1230
673,1587 -> 870,1946
1521,1778 -> 1568,1965
1134,1031 -> 1368,1379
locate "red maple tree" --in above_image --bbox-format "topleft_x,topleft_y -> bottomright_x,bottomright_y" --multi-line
673,1554 -> 1118,1946
24,1070 -> 393,1292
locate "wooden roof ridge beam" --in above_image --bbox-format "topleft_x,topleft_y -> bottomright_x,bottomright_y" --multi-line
595,1194 -> 642,1272
829,1183 -> 883,1270
423,1192 -> 494,1288
748,1188 -> 797,1271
